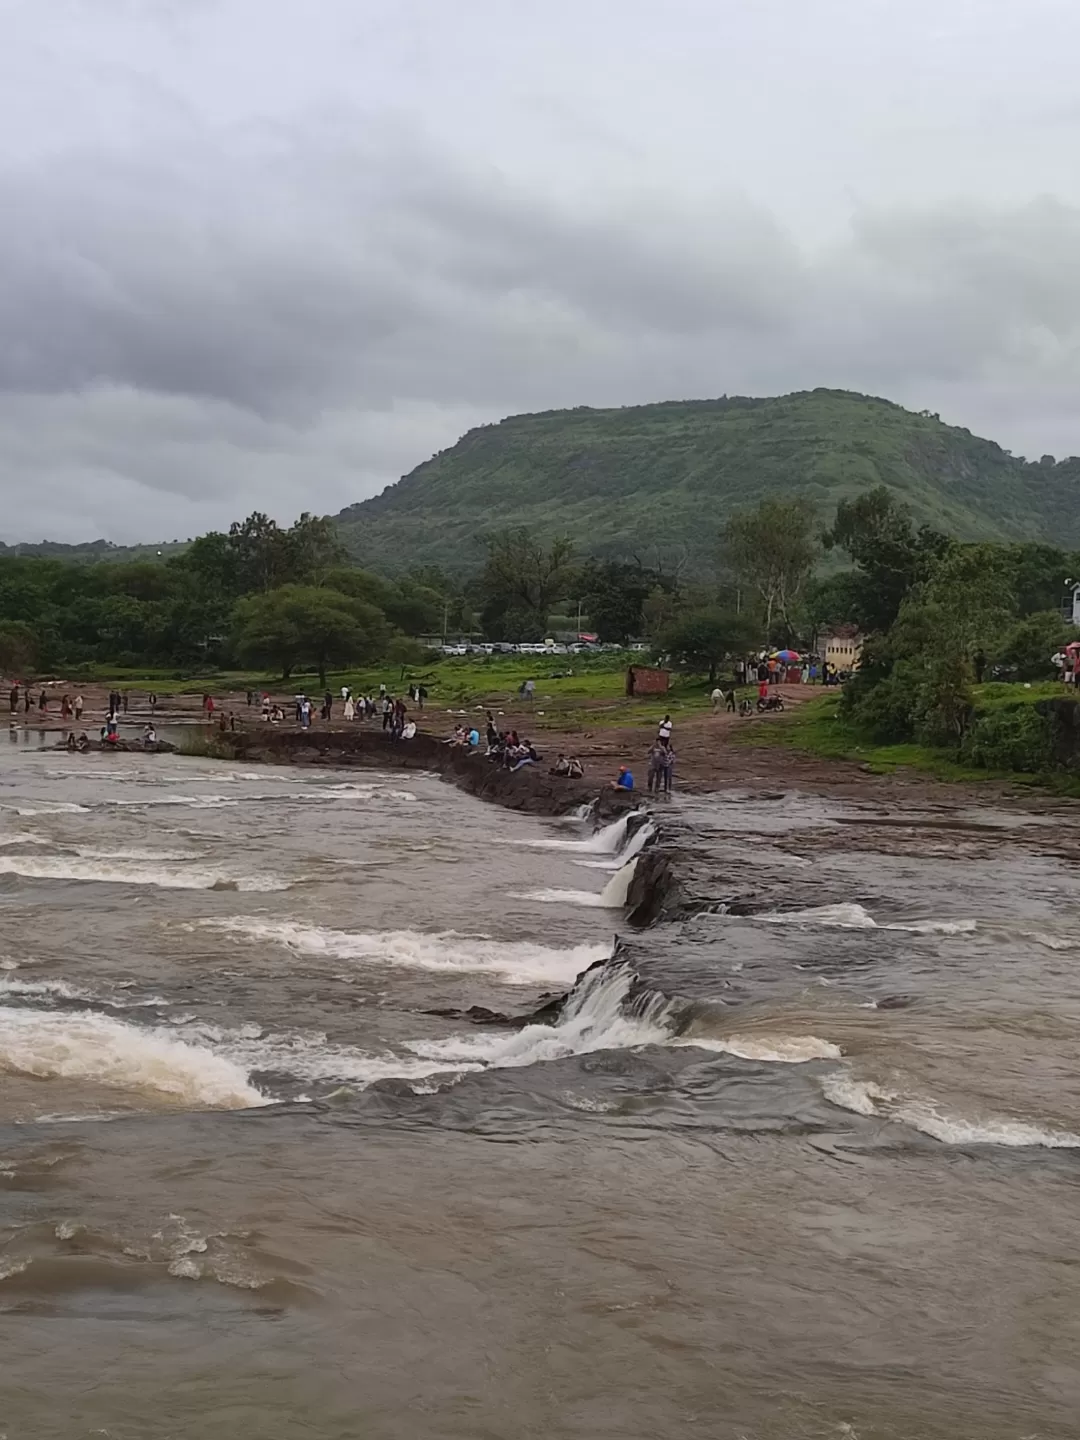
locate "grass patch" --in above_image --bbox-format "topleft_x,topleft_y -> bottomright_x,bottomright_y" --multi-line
748,691 -> 1080,796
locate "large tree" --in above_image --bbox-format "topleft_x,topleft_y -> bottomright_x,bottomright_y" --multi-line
578,559 -> 661,644
659,609 -> 761,684
824,486 -> 949,634
0,621 -> 38,676
720,496 -> 818,632
231,586 -> 389,685
479,529 -> 574,641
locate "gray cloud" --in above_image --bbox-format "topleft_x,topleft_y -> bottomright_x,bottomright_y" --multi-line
1,0 -> 1079,542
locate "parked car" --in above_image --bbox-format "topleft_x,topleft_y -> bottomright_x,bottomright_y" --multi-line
441,644 -> 468,656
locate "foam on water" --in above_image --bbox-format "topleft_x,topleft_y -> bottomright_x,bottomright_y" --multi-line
182,1020 -> 481,1089
679,1034 -> 842,1063
516,858 -> 639,910
1026,931 -> 1080,951
527,812 -> 638,854
761,903 -> 976,935
0,977 -> 94,1002
199,918 -> 612,986
107,783 -> 394,810
821,1072 -> 1080,1147
0,854 -> 287,891
406,963 -> 673,1071
0,1007 -> 268,1108
11,803 -> 90,817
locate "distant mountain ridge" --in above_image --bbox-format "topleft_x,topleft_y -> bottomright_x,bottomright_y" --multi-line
5,390 -> 1080,572
332,388 -> 1080,574
0,539 -> 186,563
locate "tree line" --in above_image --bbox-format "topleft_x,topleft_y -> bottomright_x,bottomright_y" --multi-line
1,496 -> 1077,698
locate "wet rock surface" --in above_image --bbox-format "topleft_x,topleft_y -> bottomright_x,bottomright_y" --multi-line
218,725 -> 638,819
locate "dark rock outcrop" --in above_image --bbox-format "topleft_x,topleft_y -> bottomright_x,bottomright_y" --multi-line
625,850 -> 679,929
214,726 -> 639,820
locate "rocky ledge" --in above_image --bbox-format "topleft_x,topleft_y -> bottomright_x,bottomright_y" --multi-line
213,725 -> 639,820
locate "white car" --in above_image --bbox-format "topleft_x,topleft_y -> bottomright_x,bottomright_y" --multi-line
441,644 -> 468,656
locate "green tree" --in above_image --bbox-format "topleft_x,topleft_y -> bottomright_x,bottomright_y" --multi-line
659,609 -> 761,684
479,529 -> 574,641
824,487 -> 950,633
720,496 -> 818,631
280,513 -> 346,587
231,586 -> 390,685
995,611 -> 1075,680
578,559 -> 660,644
0,621 -> 38,676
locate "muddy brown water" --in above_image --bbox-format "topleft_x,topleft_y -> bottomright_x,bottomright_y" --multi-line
2,745 -> 1080,1438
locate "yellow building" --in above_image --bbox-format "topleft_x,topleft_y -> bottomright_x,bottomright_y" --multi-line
819,625 -> 863,672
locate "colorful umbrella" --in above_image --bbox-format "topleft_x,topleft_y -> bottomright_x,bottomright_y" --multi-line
770,649 -> 801,663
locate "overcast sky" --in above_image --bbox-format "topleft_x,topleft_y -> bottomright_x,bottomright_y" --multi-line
1,0 -> 1078,543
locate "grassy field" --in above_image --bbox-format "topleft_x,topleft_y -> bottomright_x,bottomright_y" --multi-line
75,654 -> 734,730
751,687 -> 1080,796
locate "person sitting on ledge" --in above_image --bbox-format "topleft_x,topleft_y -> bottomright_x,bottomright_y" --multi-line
551,754 -> 571,776
508,740 -> 539,772
613,764 -> 634,790
567,756 -> 584,779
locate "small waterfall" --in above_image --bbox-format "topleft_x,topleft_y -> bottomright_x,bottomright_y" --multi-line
599,857 -> 639,908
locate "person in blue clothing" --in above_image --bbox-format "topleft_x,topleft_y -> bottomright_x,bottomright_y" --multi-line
614,764 -> 634,790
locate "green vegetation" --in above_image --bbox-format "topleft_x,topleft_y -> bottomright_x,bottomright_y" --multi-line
2,384 -> 1079,807
334,388 -> 1080,575
755,691 -> 1080,796
0,511 -> 446,677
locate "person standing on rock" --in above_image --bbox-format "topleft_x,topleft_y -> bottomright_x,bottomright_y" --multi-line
658,715 -> 673,744
662,744 -> 676,795
74,694 -> 83,721
647,741 -> 666,793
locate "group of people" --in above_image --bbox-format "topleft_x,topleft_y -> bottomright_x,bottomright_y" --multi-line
1051,646 -> 1080,685
615,713 -> 676,794
259,685 -> 419,736
8,685 -> 87,719
550,754 -> 585,778
484,713 -> 540,771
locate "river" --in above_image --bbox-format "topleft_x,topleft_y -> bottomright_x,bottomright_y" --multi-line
1,738 -> 1079,1438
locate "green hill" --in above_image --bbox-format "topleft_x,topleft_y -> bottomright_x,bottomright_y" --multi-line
334,389 -> 1080,574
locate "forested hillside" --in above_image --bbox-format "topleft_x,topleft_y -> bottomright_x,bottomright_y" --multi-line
334,389 -> 1080,574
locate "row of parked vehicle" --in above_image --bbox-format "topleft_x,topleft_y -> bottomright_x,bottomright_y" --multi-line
432,640 -> 643,658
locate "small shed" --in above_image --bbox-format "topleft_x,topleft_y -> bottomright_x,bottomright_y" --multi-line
626,665 -> 670,697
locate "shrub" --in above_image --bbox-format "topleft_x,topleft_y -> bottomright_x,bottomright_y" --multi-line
960,704 -> 1053,773
849,673 -> 917,742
